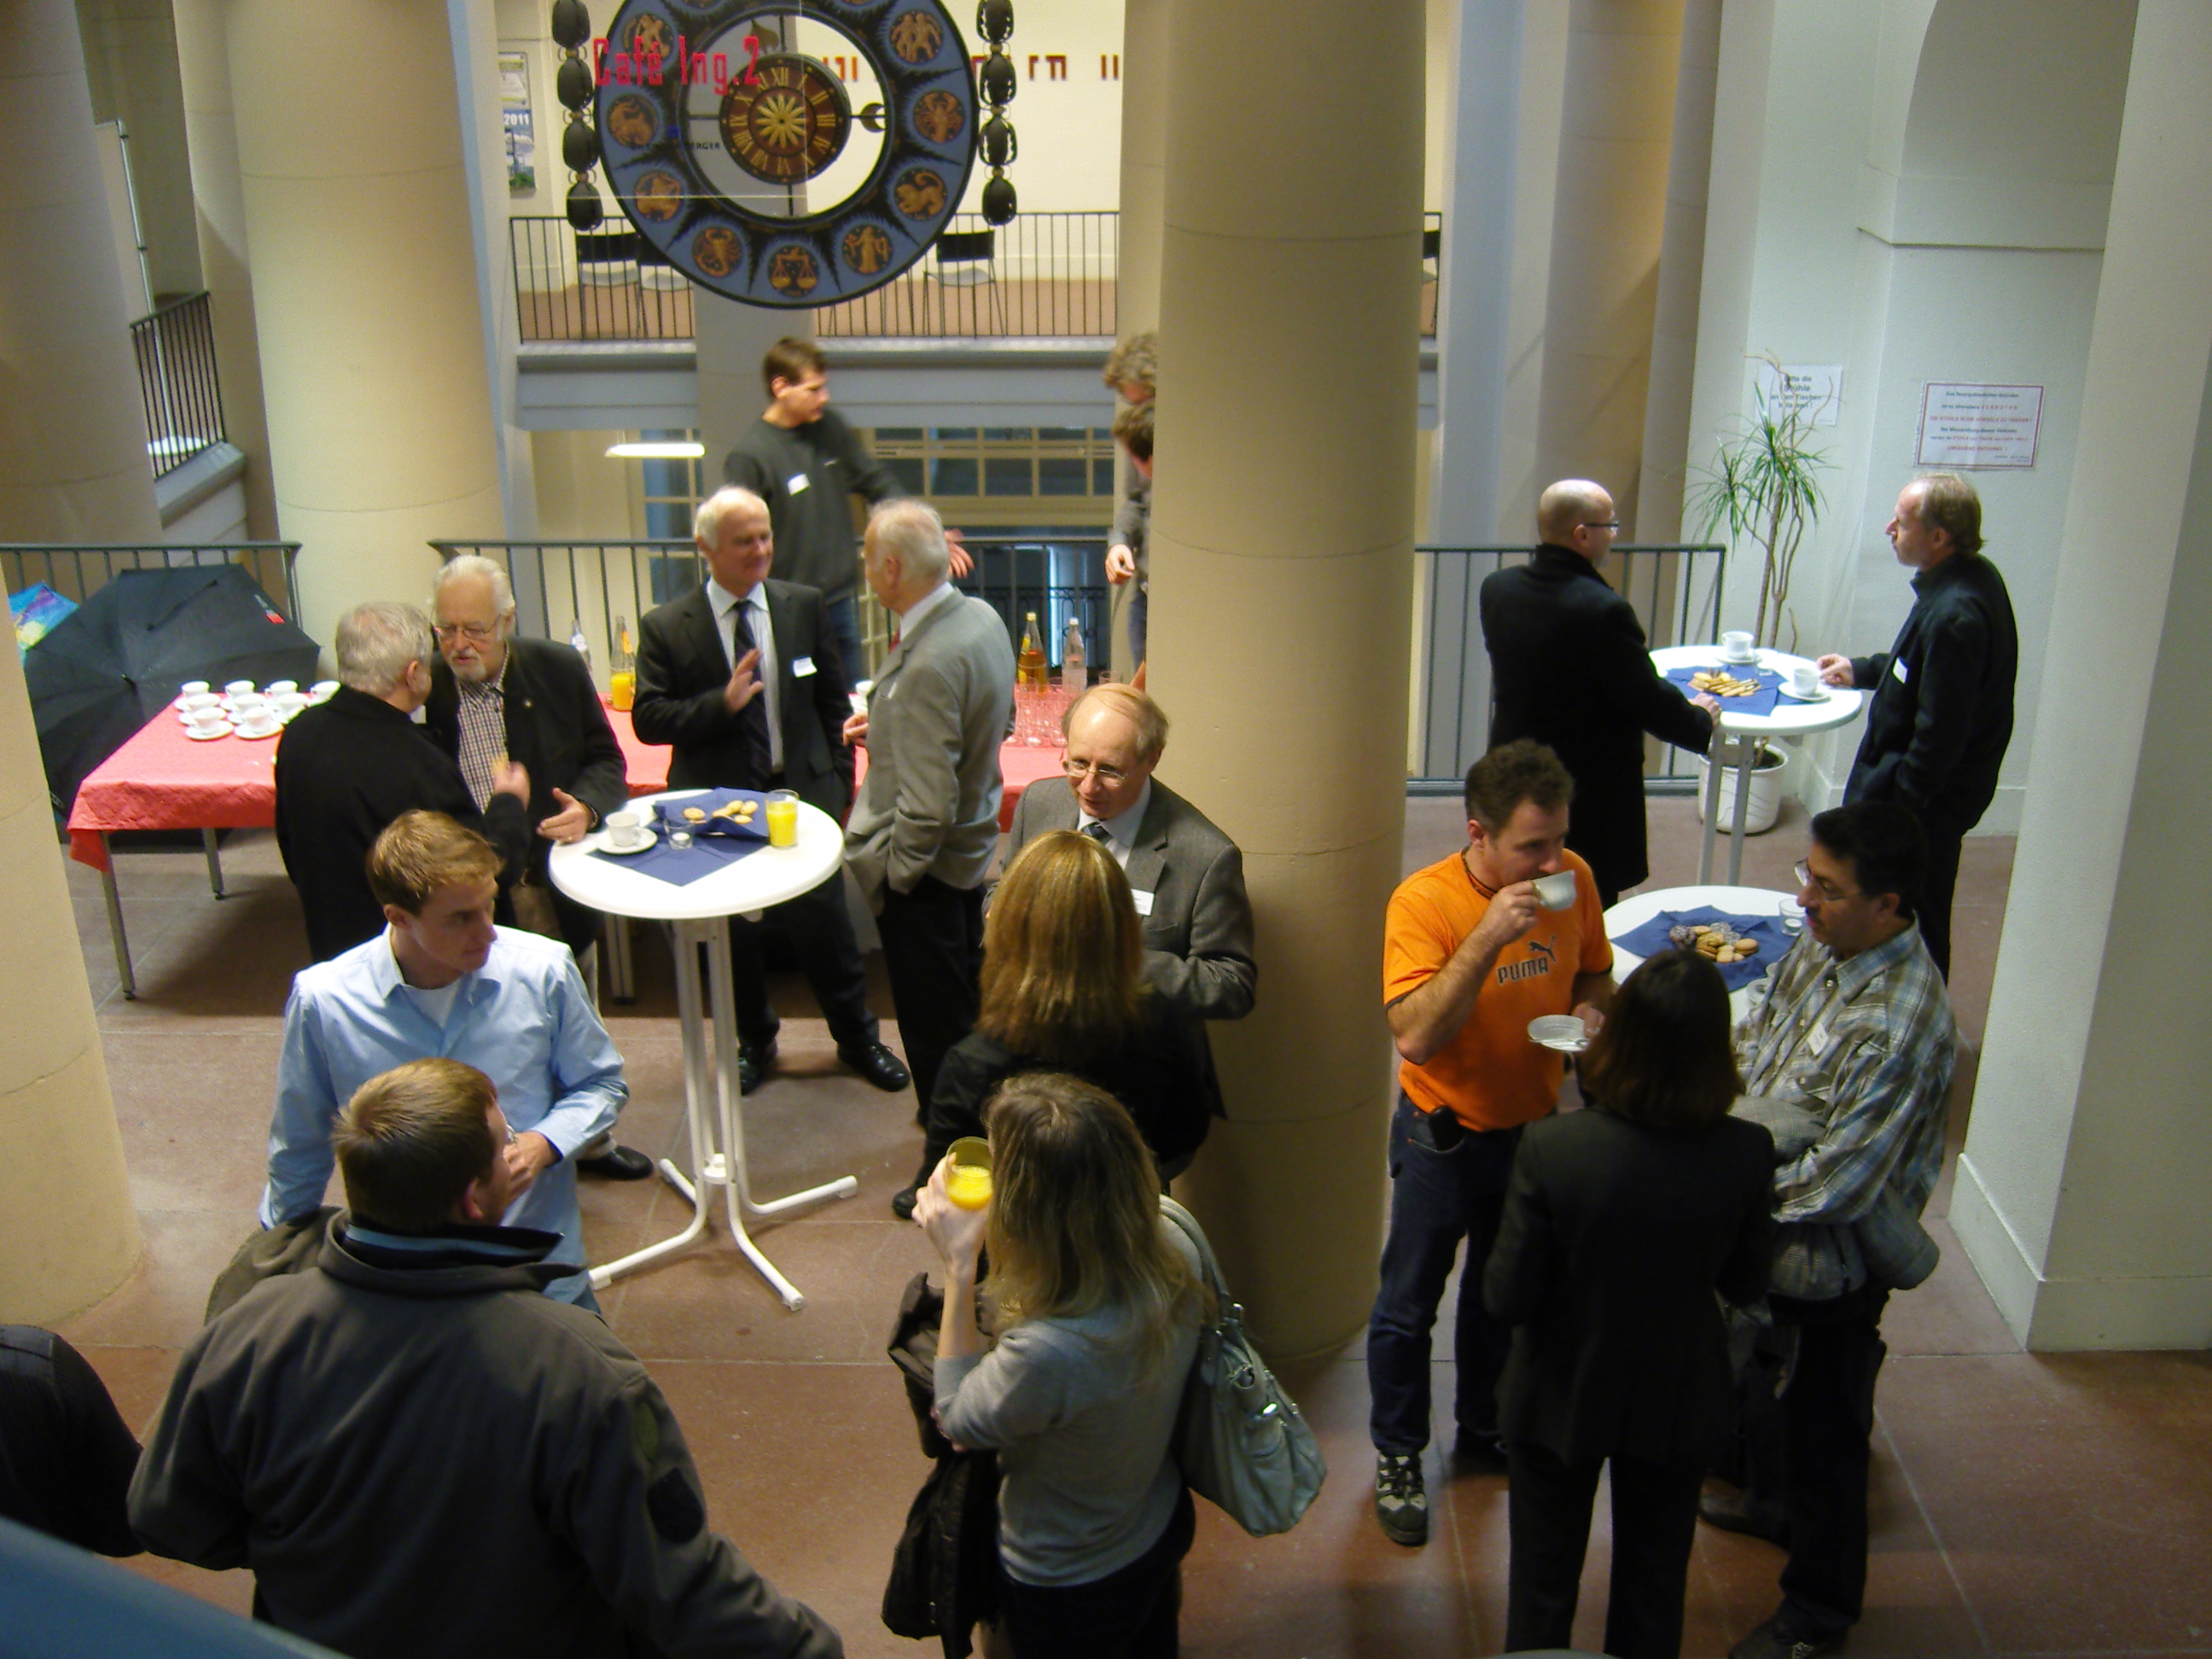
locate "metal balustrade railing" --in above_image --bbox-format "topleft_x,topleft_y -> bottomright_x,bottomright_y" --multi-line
129,293 -> 226,478
2,542 -> 302,621
431,534 -> 1112,687
511,209 -> 1442,343
1411,543 -> 1728,788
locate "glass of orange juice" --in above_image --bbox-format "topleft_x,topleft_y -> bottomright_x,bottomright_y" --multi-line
608,670 -> 635,711
944,1137 -> 993,1209
765,788 -> 799,847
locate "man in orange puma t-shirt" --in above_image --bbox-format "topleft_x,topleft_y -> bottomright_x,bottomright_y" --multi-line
1366,740 -> 1614,1547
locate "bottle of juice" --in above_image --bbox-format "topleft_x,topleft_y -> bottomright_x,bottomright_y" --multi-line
608,614 -> 635,710
1017,611 -> 1047,690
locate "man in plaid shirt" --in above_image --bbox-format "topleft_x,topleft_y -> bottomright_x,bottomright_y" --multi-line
1707,801 -> 1956,1659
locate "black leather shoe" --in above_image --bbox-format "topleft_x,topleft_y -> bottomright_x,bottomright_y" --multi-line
1452,1429 -> 1509,1470
737,1041 -> 776,1095
577,1144 -> 655,1181
840,1041 -> 911,1093
1699,1487 -> 1790,1545
1728,1615 -> 1840,1659
890,1153 -> 935,1220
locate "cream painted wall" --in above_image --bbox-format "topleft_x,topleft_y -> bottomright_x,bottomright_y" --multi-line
532,428 -> 641,540
1491,1 -> 1571,538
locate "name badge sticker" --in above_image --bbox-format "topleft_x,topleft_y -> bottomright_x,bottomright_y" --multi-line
793,656 -> 817,678
1892,657 -> 1910,684
1131,888 -> 1156,917
787,473 -> 810,495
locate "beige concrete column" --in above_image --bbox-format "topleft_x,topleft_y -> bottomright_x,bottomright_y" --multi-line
172,0 -> 276,539
1151,0 -> 1423,1357
0,633 -> 141,1323
1951,1 -> 2212,1352
1633,0 -> 1719,541
0,0 -> 160,543
1114,0 -> 1167,336
1533,0 -> 1685,531
225,0 -> 504,641
76,0 -> 202,302
696,295 -> 793,472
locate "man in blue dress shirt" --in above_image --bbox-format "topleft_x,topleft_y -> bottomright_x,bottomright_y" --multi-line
260,810 -> 626,1307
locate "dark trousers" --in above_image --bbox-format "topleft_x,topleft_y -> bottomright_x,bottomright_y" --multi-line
876,875 -> 985,1117
1918,825 -> 1965,980
1732,1286 -> 1891,1641
1366,1092 -> 1525,1452
728,872 -> 878,1055
1505,1441 -> 1705,1659
995,1485 -> 1194,1659
822,591 -> 864,691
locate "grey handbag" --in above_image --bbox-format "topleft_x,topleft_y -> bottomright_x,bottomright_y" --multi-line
1158,1197 -> 1325,1537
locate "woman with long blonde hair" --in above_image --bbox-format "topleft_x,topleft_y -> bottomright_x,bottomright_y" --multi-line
893,830 -> 1214,1218
915,1072 -> 1209,1658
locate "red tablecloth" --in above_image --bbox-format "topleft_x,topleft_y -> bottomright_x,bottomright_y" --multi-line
853,739 -> 1062,833
68,701 -> 675,872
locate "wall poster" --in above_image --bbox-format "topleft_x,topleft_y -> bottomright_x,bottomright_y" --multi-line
1916,381 -> 2044,469
501,51 -> 536,196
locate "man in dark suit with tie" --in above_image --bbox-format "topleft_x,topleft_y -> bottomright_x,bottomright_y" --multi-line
1004,684 -> 1256,1026
632,487 -> 909,1096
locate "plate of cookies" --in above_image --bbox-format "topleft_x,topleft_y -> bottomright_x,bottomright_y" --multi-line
655,789 -> 771,843
1669,921 -> 1762,965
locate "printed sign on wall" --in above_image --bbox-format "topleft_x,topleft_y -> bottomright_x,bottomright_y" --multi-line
1917,382 -> 2044,469
502,51 -> 537,196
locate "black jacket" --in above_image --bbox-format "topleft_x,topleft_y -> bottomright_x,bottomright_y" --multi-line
1481,544 -> 1714,897
423,637 -> 629,956
1847,551 -> 2017,834
274,688 -> 528,962
721,409 -> 899,600
1485,1107 -> 1773,1467
0,1326 -> 141,1557
631,577 -> 857,818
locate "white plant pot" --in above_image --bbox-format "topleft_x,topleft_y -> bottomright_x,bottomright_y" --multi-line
1696,742 -> 1787,834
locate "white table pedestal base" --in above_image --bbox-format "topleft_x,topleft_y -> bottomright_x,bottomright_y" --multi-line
588,913 -> 858,1310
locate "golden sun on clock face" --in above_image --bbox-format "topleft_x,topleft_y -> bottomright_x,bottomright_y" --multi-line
718,55 -> 853,184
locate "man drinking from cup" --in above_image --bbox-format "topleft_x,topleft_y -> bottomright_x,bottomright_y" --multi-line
1365,741 -> 1615,1546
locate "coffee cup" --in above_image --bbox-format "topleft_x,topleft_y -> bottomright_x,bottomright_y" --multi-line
236,714 -> 279,737
189,708 -> 228,734
1720,631 -> 1755,662
179,680 -> 210,700
310,680 -> 339,701
274,694 -> 307,720
1534,870 -> 1578,911
224,679 -> 256,698
1790,664 -> 1821,697
265,680 -> 298,698
182,692 -> 220,712
606,811 -> 643,849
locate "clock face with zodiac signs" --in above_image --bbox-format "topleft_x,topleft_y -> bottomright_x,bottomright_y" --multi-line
595,0 -> 976,307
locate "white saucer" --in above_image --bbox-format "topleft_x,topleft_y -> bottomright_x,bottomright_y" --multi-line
1720,653 -> 1760,668
233,722 -> 282,741
184,721 -> 234,741
595,828 -> 659,856
1528,1014 -> 1591,1053
1783,684 -> 1831,702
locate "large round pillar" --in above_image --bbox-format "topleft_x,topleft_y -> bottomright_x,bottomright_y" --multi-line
225,0 -> 504,640
1533,0 -> 1685,529
0,0 -> 161,543
173,0 -> 277,539
1152,0 -> 1423,1356
1113,0 -> 1167,336
0,632 -> 142,1323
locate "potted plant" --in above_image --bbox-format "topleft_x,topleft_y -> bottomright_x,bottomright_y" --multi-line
1685,353 -> 1832,831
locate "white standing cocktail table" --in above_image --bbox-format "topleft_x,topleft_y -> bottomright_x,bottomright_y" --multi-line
1649,646 -> 1866,887
1605,883 -> 1801,1018
550,790 -> 859,1309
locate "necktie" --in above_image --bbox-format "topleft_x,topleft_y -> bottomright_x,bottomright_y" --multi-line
1083,821 -> 1112,846
731,598 -> 771,784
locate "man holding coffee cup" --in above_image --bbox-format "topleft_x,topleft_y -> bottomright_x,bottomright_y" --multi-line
1366,741 -> 1615,1547
1481,479 -> 1722,908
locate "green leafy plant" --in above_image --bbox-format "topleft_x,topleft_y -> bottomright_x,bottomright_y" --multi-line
1688,353 -> 1831,651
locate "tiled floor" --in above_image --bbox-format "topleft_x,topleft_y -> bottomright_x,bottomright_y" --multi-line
52,800 -> 2212,1657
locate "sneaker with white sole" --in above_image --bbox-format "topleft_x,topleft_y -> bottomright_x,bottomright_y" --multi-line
1374,1452 -> 1429,1545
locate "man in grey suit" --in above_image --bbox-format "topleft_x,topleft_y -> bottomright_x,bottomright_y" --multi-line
1004,684 -> 1257,1025
843,499 -> 1016,1121
633,487 -> 910,1096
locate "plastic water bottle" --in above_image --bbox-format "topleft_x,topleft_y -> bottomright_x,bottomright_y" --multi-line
570,621 -> 591,673
1062,616 -> 1086,688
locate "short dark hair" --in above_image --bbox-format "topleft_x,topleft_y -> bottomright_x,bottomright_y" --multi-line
1111,399 -> 1153,463
761,336 -> 827,396
333,1059 -> 498,1234
1579,951 -> 1743,1130
1810,800 -> 1927,920
1914,473 -> 1982,556
367,812 -> 503,915
1464,739 -> 1574,830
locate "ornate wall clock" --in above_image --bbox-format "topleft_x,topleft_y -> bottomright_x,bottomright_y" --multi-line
584,0 -> 981,307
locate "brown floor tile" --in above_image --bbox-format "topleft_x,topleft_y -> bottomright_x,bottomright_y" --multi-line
55,1208 -> 253,1350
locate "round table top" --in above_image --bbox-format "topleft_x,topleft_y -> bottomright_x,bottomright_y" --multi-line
1605,883 -> 1802,1007
549,789 -> 844,922
1651,644 -> 1866,736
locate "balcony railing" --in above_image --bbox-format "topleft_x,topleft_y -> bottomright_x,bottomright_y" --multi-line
1411,544 -> 1728,788
1,542 -> 302,621
511,211 -> 1442,344
130,293 -> 225,478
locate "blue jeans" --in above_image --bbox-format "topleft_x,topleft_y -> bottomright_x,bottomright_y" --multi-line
1366,1092 -> 1528,1453
822,591 -> 865,687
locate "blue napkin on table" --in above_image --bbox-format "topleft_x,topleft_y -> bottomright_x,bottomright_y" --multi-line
587,789 -> 770,887
1664,663 -> 1785,718
1610,905 -> 1796,991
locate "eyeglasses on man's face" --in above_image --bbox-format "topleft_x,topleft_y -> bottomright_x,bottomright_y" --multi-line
1580,520 -> 1621,532
1794,858 -> 1862,904
1062,757 -> 1129,786
435,621 -> 499,644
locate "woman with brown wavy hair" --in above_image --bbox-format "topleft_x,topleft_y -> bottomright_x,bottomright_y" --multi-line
915,1072 -> 1208,1658
892,830 -> 1214,1218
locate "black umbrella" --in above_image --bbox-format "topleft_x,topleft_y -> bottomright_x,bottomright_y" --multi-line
25,563 -> 322,814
